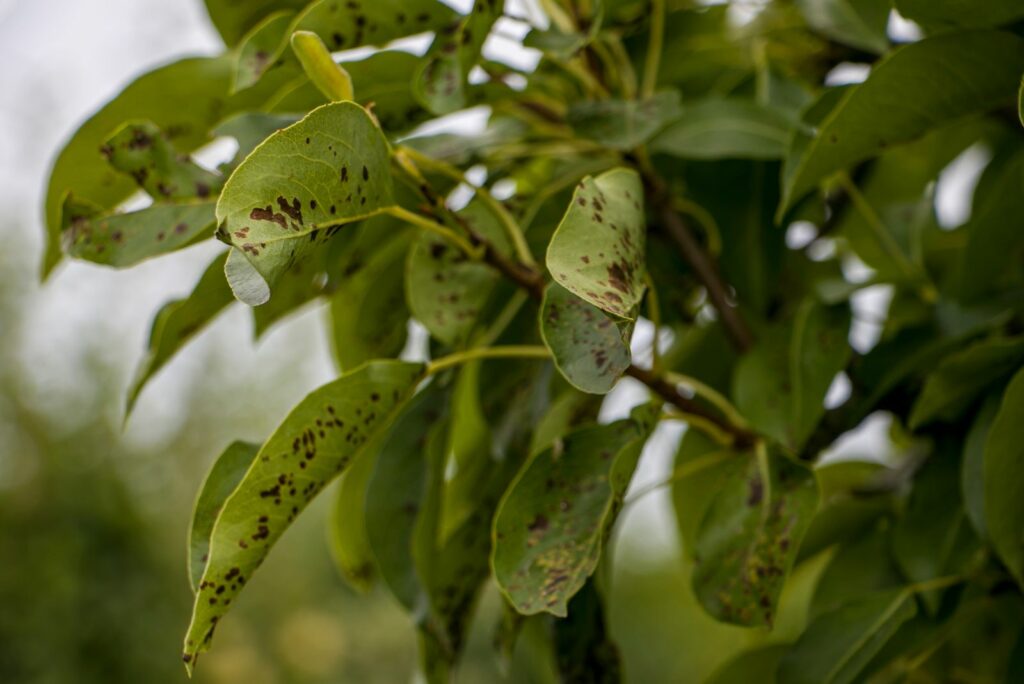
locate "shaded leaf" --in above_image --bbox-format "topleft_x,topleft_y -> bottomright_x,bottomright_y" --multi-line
650,99 -> 794,160
406,199 -> 510,346
188,441 -> 261,592
182,360 -> 425,671
569,91 -> 682,151
327,445 -> 378,592
812,529 -> 902,618
203,0 -> 307,46
540,283 -> 631,394
895,0 -> 1024,31
962,396 -> 1000,539
126,251 -> 235,414
777,589 -> 918,684
552,581 -> 622,684
984,366 -> 1024,587
493,404 -> 659,616
910,335 -> 1024,428
413,0 -> 502,115
707,645 -> 788,684
780,31 -> 1024,214
692,447 -> 818,627
795,0 -> 890,54
215,101 -> 395,305
546,167 -> 646,319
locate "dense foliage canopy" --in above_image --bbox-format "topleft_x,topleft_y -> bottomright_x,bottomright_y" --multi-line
44,0 -> 1024,681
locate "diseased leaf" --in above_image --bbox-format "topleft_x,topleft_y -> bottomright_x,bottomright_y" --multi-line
188,441 -> 261,592
780,31 -> 1024,214
692,447 -> 818,627
234,11 -> 297,92
215,101 -> 395,305
44,55 -> 266,277
546,167 -> 646,319
733,300 -> 851,452
213,112 -> 299,168
540,283 -> 631,395
493,404 -> 659,617
406,199 -> 510,346
569,91 -> 682,151
233,0 -> 457,90
203,0 -> 307,46
126,251 -> 235,414
62,195 -> 216,268
182,360 -> 425,671
795,0 -> 890,54
650,99 -> 794,160
984,366 -> 1024,587
777,589 -> 918,684
909,335 -> 1024,428
413,0 -> 502,115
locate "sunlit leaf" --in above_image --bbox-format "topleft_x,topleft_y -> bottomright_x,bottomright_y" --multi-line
692,447 -> 818,627
215,101 -> 395,305
540,283 -> 632,394
546,167 -> 646,319
780,31 -> 1024,214
493,404 -> 658,617
182,360 -> 425,671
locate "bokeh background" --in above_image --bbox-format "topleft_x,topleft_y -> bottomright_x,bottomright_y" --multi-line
0,1 -> 983,682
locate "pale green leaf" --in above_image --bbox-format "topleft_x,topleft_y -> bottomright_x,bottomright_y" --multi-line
795,0 -> 890,54
984,366 -> 1024,587
492,404 -> 659,616
777,589 -> 918,684
692,447 -> 819,627
182,360 -> 425,672
126,251 -> 235,414
546,167 -> 646,319
188,441 -> 261,592
910,335 -> 1024,428
650,99 -> 794,160
328,445 -> 379,592
780,31 -> 1024,214
215,101 -> 395,305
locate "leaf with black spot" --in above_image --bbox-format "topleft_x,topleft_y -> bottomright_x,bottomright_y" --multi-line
182,360 -> 425,673
691,445 -> 818,627
546,167 -> 647,320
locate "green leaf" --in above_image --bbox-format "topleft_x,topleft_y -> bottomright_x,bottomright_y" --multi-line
327,445 -> 378,592
671,429 -> 745,558
650,99 -> 794,160
540,283 -> 632,395
692,446 -> 819,627
909,335 -> 1024,428
962,396 -> 1000,539
215,101 -> 395,305
984,366 -> 1024,587
799,460 -> 894,560
406,199 -> 510,346
44,56 -> 247,276
213,112 -> 299,168
203,0 -> 307,46
182,360 -> 425,672
780,31 -> 1024,214
330,220 -> 411,370
552,581 -> 622,683
958,144 -> 1024,302
811,529 -> 902,618
546,167 -> 647,319
233,0 -> 457,91
234,11 -> 298,92
493,404 -> 659,616
188,441 -> 261,592
777,589 -> 918,684
126,251 -> 235,414
733,300 -> 851,452
895,0 -> 1024,31
707,645 -> 788,684
413,0 -> 502,115
568,91 -> 683,151
795,0 -> 890,54
62,195 -> 216,268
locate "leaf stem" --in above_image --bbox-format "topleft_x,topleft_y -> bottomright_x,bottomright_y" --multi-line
384,206 -> 483,260
641,0 -> 665,98
398,146 -> 537,268
663,371 -> 750,430
426,345 -> 551,375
